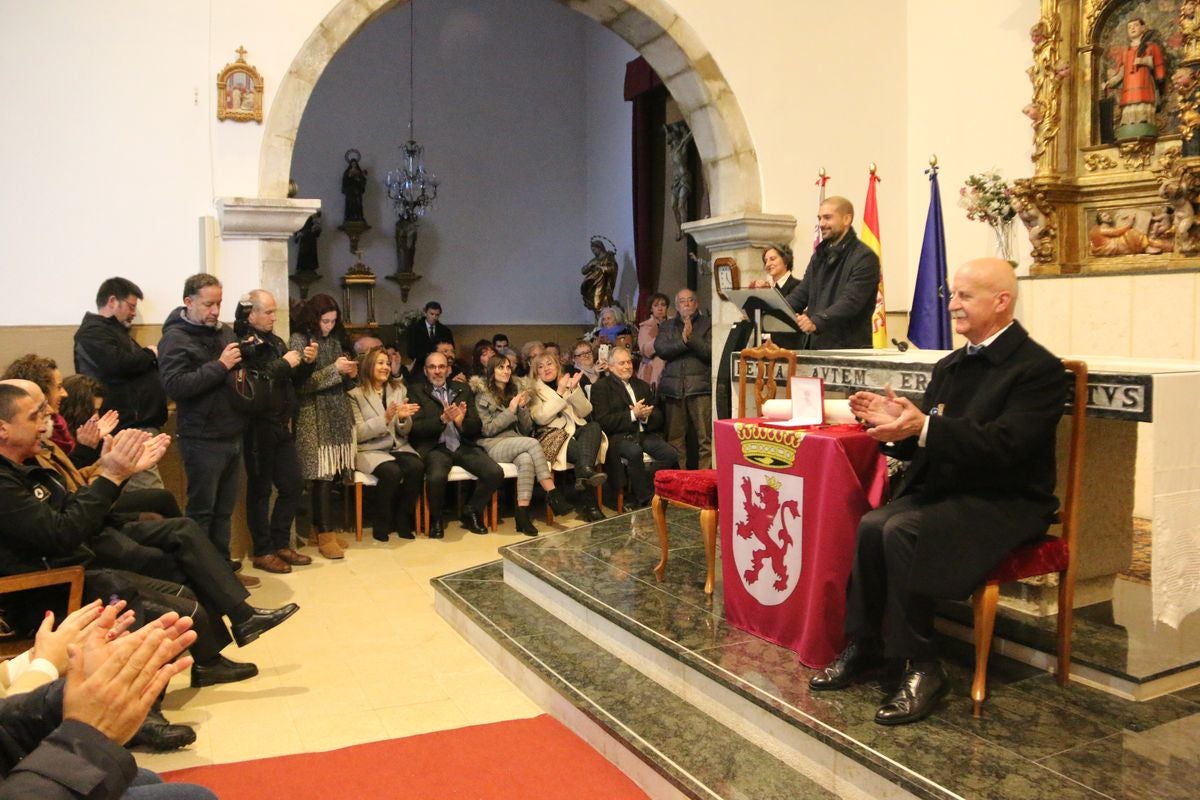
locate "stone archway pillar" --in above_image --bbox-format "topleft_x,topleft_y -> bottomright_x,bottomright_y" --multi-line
215,197 -> 321,327
682,211 -> 796,421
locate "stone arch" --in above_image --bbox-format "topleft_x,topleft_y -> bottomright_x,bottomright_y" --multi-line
259,0 -> 761,216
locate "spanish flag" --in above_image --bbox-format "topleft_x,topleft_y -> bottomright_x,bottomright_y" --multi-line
861,167 -> 889,349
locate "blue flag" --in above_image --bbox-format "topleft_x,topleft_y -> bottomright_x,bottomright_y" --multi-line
909,166 -> 952,350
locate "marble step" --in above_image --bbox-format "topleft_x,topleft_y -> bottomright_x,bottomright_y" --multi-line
434,561 -> 841,800
478,507 -> 1200,800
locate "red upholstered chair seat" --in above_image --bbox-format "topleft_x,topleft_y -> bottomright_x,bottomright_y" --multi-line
986,536 -> 1070,584
653,469 -> 718,509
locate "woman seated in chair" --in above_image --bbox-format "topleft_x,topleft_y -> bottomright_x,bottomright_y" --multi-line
527,352 -> 608,522
470,356 -> 573,536
348,346 -> 424,541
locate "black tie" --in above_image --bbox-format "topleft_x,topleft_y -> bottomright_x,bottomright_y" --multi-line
966,344 -> 985,357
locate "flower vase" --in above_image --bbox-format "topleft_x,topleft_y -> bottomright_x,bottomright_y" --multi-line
991,221 -> 1016,268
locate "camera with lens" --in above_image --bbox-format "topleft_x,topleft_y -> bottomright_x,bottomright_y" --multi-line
233,297 -> 271,362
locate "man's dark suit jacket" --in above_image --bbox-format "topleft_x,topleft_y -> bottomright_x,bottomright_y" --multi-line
589,374 -> 666,440
886,321 -> 1067,599
784,226 -> 880,349
407,380 -> 484,457
405,318 -> 454,366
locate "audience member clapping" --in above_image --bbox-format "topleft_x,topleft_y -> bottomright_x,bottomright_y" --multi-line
471,356 -> 573,535
348,346 -> 423,541
3,355 -> 117,469
591,306 -> 627,344
527,353 -> 608,522
637,292 -> 671,387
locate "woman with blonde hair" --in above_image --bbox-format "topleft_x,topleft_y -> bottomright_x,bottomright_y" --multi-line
471,356 -> 573,535
528,352 -> 607,522
348,346 -> 424,541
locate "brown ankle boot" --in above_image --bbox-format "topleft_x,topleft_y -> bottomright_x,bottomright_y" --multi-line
316,532 -> 344,560
336,532 -> 350,549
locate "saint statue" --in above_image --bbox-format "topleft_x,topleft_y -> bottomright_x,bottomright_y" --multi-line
342,149 -> 368,224
292,211 -> 322,273
1182,1 -> 1200,65
1088,210 -> 1148,257
665,121 -> 694,240
1103,17 -> 1165,140
580,236 -> 618,313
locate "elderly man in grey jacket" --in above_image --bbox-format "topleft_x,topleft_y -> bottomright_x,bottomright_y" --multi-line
654,289 -> 712,469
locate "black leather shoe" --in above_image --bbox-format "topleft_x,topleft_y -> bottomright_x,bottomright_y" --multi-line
809,640 -> 885,692
191,655 -> 259,688
874,662 -> 948,725
428,520 -> 445,539
231,603 -> 300,647
460,510 -> 488,535
128,718 -> 197,751
396,528 -> 415,540
372,529 -> 390,543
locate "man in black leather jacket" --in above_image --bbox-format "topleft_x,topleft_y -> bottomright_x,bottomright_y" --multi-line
235,290 -> 317,574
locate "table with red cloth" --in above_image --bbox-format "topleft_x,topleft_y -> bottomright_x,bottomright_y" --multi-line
714,419 -> 888,668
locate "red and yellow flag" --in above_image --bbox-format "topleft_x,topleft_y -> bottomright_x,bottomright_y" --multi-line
861,167 -> 889,349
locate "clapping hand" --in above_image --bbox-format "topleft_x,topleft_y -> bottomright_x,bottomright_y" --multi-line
558,372 -> 582,396
631,399 -> 653,422
75,410 -> 120,448
507,391 -> 530,413
445,401 -> 467,426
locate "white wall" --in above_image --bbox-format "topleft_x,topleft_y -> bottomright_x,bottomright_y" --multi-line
584,24 -> 639,315
289,0 -> 637,327
3,0 -> 1196,359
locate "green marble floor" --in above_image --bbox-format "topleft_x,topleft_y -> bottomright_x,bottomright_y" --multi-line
435,507 -> 1200,800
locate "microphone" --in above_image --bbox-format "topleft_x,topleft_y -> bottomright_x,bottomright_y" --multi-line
891,338 -> 910,352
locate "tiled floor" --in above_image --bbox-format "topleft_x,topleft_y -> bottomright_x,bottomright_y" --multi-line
137,516 -> 580,774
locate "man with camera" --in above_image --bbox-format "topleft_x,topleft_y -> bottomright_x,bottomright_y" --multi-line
235,290 -> 318,574
158,275 -> 250,572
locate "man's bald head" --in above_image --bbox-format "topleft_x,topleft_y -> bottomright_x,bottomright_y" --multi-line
948,258 -> 1018,344
820,196 -> 854,217
0,378 -> 44,408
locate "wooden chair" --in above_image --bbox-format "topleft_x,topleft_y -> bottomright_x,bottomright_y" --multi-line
0,566 -> 86,658
970,359 -> 1087,717
352,470 -> 378,542
419,466 -> 503,534
652,339 -> 798,594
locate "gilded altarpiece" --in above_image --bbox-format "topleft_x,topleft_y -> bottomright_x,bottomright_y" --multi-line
1025,0 -> 1200,274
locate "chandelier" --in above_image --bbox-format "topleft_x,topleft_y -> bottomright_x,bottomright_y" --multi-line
385,0 -> 438,221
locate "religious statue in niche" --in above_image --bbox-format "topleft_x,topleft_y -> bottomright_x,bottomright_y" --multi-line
342,150 -> 368,224
1094,4 -> 1190,144
580,236 -> 618,314
292,211 -> 322,273
337,149 -> 371,253
215,47 -> 264,123
665,121 -> 694,240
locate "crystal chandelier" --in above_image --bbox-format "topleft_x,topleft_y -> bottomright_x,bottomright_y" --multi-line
385,1 -> 438,221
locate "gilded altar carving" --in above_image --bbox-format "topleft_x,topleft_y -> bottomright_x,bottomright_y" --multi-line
1084,153 -> 1119,170
1021,1 -> 1200,275
1012,179 -> 1058,264
1027,12 -> 1066,173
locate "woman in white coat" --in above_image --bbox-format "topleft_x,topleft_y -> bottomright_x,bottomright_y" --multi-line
528,352 -> 608,522
348,346 -> 423,541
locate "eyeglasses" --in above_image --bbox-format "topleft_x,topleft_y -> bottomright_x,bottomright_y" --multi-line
573,350 -> 593,358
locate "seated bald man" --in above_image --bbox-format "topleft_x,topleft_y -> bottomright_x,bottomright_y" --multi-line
810,258 -> 1068,725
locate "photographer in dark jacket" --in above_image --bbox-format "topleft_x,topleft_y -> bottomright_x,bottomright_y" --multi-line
73,277 -> 169,490
236,290 -> 318,574
158,274 -> 246,564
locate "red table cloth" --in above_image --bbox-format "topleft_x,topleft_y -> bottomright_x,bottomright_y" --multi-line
715,419 -> 888,668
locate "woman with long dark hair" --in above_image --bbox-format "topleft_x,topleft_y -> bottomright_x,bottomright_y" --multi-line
470,355 -> 572,535
289,294 -> 357,559
348,346 -> 424,541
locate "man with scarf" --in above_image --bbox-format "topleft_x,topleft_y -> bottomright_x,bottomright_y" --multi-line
784,196 -> 880,350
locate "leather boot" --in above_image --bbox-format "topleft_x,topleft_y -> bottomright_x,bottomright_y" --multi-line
316,531 -> 344,559
546,488 -> 573,516
514,506 -> 539,536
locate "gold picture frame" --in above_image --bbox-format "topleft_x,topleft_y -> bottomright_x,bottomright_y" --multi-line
714,256 -> 740,300
216,47 -> 263,123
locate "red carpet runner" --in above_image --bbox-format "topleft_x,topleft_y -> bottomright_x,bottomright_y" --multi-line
163,714 -> 650,799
